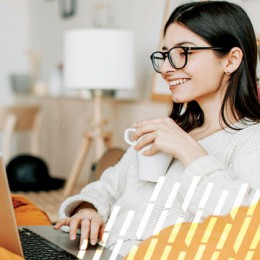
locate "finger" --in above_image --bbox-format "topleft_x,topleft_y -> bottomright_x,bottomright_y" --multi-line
79,218 -> 91,250
142,144 -> 158,156
135,117 -> 175,138
133,123 -> 160,141
69,218 -> 81,240
53,218 -> 70,229
134,132 -> 155,151
99,223 -> 105,240
134,117 -> 176,132
133,118 -> 165,128
89,219 -> 103,245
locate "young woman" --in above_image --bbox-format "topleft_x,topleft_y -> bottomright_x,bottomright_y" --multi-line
55,1 -> 260,256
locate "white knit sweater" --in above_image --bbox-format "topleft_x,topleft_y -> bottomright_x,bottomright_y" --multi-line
59,120 -> 260,256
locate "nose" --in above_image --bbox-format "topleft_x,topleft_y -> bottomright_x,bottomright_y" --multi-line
160,56 -> 177,74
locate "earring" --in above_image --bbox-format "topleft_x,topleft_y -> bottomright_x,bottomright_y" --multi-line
226,71 -> 230,75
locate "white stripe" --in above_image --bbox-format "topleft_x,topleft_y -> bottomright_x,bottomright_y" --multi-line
230,183 -> 249,219
185,210 -> 204,246
247,190 -> 260,216
232,183 -> 249,210
182,176 -> 201,211
99,232 -> 110,247
175,216 -> 184,224
150,176 -> 166,202
77,249 -> 86,260
213,190 -> 229,215
250,190 -> 260,205
119,210 -> 135,236
105,206 -> 120,232
152,209 -> 168,235
92,246 -> 106,260
136,204 -> 154,239
167,217 -> 184,243
109,239 -> 124,260
193,209 -> 204,223
198,183 -> 214,209
165,183 -> 180,209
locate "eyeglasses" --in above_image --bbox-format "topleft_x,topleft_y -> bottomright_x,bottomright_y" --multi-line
150,46 -> 223,73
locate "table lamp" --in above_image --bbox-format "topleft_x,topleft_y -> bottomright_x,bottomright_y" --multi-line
63,29 -> 135,195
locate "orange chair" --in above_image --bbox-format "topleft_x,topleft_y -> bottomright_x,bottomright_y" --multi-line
0,195 -> 51,260
12,194 -> 51,226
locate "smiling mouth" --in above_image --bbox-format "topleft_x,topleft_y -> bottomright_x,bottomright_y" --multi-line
169,78 -> 190,86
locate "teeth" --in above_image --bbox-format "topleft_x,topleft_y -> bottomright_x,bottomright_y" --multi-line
170,78 -> 189,86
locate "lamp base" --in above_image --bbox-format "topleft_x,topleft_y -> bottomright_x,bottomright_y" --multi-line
90,89 -> 116,98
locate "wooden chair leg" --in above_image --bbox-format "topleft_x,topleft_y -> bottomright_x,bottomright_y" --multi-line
63,133 -> 93,197
63,131 -> 112,197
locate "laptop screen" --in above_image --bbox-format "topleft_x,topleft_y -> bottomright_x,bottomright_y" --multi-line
0,154 -> 23,257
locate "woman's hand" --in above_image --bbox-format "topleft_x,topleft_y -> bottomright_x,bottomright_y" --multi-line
133,117 -> 207,166
54,208 -> 105,250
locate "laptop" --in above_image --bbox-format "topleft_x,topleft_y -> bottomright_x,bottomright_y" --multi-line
0,154 -> 123,260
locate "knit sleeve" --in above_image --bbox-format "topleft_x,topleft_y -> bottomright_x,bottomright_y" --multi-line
178,127 -> 260,219
59,147 -> 136,222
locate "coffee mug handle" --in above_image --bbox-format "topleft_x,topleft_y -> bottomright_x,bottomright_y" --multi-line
124,128 -> 136,146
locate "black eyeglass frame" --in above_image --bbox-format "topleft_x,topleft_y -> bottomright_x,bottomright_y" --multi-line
150,46 -> 223,73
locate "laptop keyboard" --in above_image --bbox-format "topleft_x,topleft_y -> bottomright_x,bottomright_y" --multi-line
19,228 -> 78,260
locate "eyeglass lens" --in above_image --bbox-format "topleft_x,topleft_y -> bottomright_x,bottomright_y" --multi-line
152,47 -> 187,72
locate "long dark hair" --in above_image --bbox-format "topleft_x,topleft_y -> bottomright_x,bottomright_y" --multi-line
165,1 -> 260,132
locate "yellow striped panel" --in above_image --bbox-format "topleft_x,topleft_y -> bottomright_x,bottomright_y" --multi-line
126,245 -> 138,260
185,222 -> 199,246
250,225 -> 260,250
245,251 -> 255,260
211,251 -> 220,260
168,222 -> 183,243
216,224 -> 232,249
144,239 -> 158,260
233,217 -> 252,253
177,251 -> 187,260
201,217 -> 218,243
160,245 -> 172,260
194,245 -> 206,260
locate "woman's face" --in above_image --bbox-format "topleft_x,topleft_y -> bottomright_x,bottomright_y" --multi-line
161,23 -> 227,107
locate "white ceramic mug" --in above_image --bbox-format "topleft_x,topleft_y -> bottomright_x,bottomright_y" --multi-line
124,128 -> 172,182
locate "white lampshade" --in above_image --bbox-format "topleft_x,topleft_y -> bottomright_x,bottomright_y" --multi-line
63,29 -> 135,90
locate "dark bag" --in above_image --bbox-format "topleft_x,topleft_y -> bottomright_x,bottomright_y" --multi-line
6,154 -> 65,192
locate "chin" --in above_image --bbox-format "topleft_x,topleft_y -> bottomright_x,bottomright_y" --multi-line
171,94 -> 186,103
171,92 -> 194,103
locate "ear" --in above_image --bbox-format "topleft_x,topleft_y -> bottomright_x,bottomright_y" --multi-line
222,47 -> 243,75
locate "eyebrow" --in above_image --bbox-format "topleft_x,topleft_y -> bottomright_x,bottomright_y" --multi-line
162,41 -> 197,51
